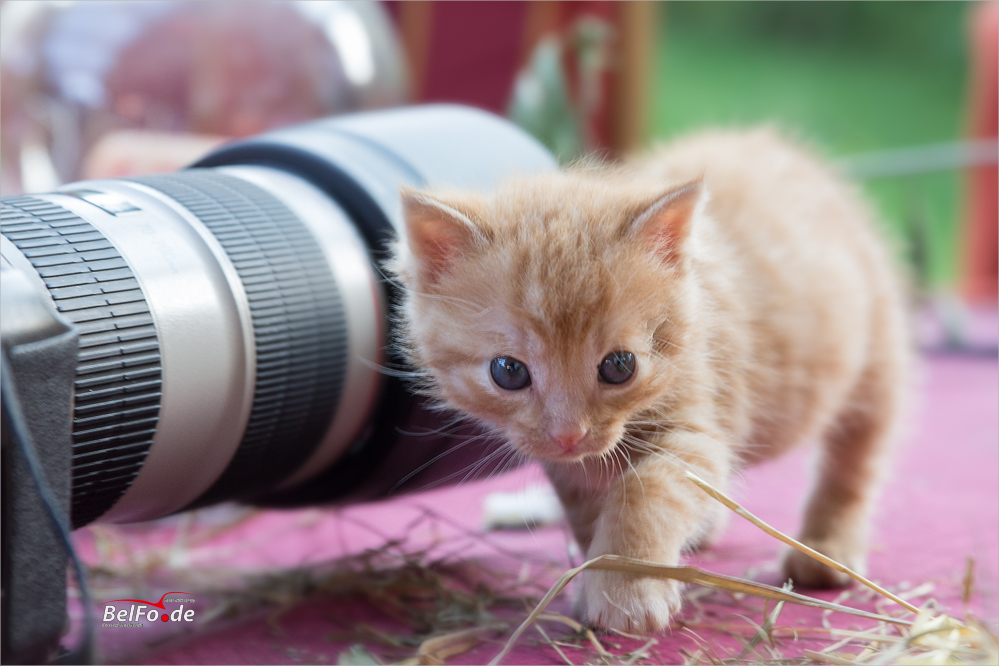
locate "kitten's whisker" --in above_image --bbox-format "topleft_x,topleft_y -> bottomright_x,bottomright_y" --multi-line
496,446 -> 527,479
456,443 -> 514,488
484,446 -> 521,484
598,450 -> 611,484
453,453 -> 502,489
596,450 -> 610,489
410,289 -> 490,315
408,439 -> 510,492
501,448 -> 527,478
656,336 -> 758,367
615,449 -> 628,505
389,430 -> 503,493
620,429 -> 749,486
604,447 -> 627,504
460,448 -> 505,487
657,427 -> 750,484
617,434 -> 701,477
624,451 -> 647,501
357,355 -> 428,380
395,413 -> 478,437
625,416 -> 732,456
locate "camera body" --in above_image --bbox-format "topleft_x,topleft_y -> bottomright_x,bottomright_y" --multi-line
0,105 -> 555,662
2,267 -> 78,663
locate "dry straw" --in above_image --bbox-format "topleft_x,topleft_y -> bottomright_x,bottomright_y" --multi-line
80,474 -> 997,665
682,472 -> 921,615
486,472 -> 997,666
486,558 -> 910,664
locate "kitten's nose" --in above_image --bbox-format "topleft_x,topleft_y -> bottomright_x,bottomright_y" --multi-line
551,428 -> 588,453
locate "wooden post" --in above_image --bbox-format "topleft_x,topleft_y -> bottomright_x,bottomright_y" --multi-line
610,1 -> 658,156
963,0 -> 998,302
396,1 -> 435,100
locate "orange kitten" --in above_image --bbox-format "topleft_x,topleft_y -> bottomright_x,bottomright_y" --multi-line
387,128 -> 910,633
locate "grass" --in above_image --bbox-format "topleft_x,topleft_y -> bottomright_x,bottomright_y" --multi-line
649,2 -> 971,287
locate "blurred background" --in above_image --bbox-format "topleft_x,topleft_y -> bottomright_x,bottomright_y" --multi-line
2,0 -> 995,317
2,4 -> 994,662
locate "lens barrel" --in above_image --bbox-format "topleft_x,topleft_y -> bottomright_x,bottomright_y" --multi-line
0,105 -> 556,528
129,172 -> 349,509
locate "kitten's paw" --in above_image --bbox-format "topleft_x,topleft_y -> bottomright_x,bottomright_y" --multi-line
782,539 -> 865,589
579,573 -> 682,634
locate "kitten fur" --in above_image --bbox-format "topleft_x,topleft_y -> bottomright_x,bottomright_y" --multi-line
387,128 -> 910,633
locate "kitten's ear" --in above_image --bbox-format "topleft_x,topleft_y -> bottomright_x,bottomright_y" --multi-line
627,180 -> 705,262
401,189 -> 487,285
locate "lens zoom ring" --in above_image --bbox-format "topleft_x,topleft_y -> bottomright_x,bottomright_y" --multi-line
131,172 -> 347,505
2,196 -> 162,528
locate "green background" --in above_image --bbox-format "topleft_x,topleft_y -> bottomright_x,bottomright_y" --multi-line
649,2 -> 972,288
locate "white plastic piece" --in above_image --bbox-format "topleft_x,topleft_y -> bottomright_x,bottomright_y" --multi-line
482,483 -> 565,530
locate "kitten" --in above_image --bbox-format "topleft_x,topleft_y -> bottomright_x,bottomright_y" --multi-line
386,128 -> 909,633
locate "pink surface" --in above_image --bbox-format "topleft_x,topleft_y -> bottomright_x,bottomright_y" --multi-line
70,342 -> 998,664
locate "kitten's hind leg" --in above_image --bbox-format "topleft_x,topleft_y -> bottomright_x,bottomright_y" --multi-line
784,347 -> 905,588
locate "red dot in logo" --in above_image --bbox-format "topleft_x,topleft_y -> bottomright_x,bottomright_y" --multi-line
162,614 -> 169,622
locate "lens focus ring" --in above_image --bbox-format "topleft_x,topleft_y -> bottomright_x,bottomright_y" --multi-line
2,196 -> 163,528
131,172 -> 348,507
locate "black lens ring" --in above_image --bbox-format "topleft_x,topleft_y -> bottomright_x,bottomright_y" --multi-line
1,196 -> 163,528
193,143 -> 399,261
130,172 -> 349,507
192,143 -> 420,506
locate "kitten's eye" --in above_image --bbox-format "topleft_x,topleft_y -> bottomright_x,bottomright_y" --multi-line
599,351 -> 636,384
490,357 -> 531,390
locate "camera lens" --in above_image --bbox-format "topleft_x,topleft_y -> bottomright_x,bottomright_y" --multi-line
0,105 -> 556,528
3,166 -> 378,527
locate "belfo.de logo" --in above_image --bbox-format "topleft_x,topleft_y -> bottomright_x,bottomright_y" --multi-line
101,591 -> 197,628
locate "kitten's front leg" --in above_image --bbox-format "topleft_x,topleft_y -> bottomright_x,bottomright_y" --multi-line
578,432 -> 729,633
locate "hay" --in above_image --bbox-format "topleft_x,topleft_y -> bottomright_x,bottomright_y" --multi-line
484,473 -> 997,665
683,473 -> 921,615
77,474 -> 996,666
